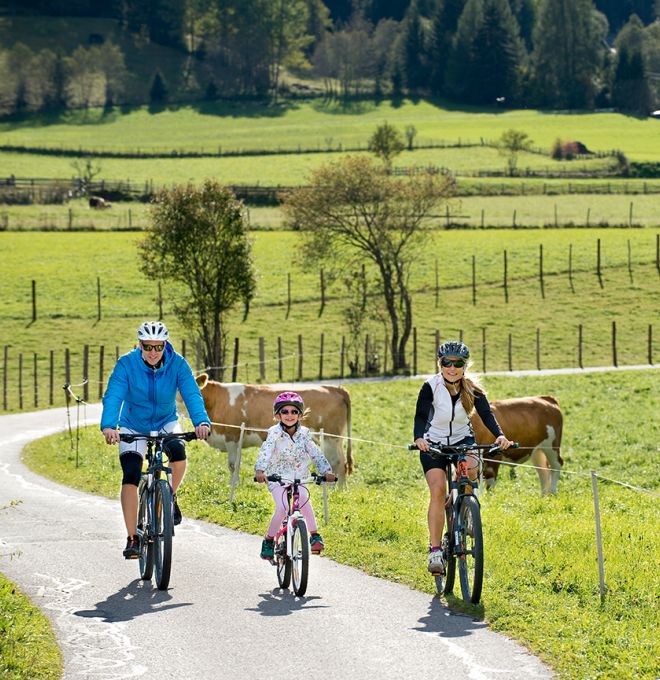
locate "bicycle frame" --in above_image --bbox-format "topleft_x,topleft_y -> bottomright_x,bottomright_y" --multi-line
272,477 -> 312,560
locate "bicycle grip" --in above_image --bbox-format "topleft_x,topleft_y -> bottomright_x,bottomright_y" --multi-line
407,444 -> 420,450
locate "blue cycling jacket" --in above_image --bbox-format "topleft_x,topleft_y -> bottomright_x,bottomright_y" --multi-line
100,343 -> 209,433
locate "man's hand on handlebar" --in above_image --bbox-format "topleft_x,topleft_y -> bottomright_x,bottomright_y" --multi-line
195,423 -> 211,441
103,427 -> 120,445
494,434 -> 514,450
414,437 -> 429,452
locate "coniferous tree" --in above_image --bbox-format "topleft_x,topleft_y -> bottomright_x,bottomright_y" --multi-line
612,46 -> 652,112
532,0 -> 605,109
402,0 -> 428,90
429,0 -> 467,94
444,0 -> 484,100
508,0 -> 535,48
150,69 -> 169,103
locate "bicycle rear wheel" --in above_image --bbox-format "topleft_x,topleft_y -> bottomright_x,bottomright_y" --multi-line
457,495 -> 484,604
276,530 -> 291,589
137,480 -> 154,581
442,505 -> 456,595
291,520 -> 309,597
153,480 -> 173,590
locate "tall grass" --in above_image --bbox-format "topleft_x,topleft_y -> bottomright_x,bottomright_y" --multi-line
22,369 -> 660,679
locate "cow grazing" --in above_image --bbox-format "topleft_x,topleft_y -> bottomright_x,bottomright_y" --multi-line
89,196 -> 112,209
194,375 -> 353,482
471,395 -> 563,495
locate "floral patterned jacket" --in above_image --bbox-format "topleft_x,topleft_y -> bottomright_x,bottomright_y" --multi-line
255,423 -> 332,487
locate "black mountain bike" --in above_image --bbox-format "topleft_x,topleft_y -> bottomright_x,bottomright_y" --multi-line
119,432 -> 197,590
410,442 -> 517,604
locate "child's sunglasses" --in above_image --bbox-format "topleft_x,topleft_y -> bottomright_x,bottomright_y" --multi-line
440,357 -> 466,368
279,409 -> 300,415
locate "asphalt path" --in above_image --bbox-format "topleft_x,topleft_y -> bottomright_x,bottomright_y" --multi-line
0,406 -> 552,680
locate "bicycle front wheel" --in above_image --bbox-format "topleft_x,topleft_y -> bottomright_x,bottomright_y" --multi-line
153,480 -> 173,590
291,520 -> 309,597
138,480 -> 154,581
457,495 -> 484,604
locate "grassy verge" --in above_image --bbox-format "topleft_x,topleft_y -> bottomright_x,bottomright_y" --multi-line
0,572 -> 62,679
22,370 -> 660,679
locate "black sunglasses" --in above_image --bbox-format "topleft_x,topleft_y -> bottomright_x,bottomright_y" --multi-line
141,343 -> 165,352
440,357 -> 466,368
279,409 -> 300,415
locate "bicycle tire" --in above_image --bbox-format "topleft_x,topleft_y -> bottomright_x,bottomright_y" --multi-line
276,530 -> 291,589
457,495 -> 484,604
291,520 -> 309,597
443,504 -> 456,595
137,480 -> 154,581
154,480 -> 173,590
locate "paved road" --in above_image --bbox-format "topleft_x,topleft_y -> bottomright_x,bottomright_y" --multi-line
0,407 -> 552,680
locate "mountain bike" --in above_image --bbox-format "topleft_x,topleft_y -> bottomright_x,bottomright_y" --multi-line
119,432 -> 197,590
259,473 -> 331,597
410,442 -> 517,604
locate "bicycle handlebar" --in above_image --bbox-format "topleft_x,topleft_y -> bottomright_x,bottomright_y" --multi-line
408,442 -> 519,455
253,472 -> 336,485
118,432 -> 198,443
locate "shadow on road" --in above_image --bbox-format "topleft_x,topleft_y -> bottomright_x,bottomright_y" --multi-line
413,595 -> 488,639
246,588 -> 329,616
73,578 -> 192,622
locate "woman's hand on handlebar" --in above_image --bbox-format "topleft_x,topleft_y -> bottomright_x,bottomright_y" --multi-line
103,428 -> 120,445
254,470 -> 267,483
414,437 -> 429,452
195,423 -> 211,441
494,434 -> 514,450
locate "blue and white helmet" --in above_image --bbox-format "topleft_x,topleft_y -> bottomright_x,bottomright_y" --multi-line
137,321 -> 169,342
437,340 -> 470,359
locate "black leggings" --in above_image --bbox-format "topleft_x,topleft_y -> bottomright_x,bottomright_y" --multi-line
120,439 -> 186,486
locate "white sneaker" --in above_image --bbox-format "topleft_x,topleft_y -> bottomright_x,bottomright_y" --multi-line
427,549 -> 445,574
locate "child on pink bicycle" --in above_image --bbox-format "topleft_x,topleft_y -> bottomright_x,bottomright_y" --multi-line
255,391 -> 337,560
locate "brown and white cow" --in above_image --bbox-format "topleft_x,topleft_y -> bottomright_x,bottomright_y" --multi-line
194,375 -> 353,482
471,395 -> 563,495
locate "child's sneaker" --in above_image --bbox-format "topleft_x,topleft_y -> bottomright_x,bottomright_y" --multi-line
260,537 -> 274,560
310,532 -> 324,554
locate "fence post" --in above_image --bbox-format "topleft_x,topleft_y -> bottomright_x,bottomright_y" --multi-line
229,422 -> 246,502
629,201 -> 633,227
612,321 -> 617,367
286,273 -> 291,319
83,344 -> 89,402
320,428 -> 329,524
472,255 -> 476,306
536,328 -> 541,371
259,337 -> 265,382
319,333 -> 324,380
591,472 -> 607,604
512,209 -> 516,228
649,325 -> 654,365
49,349 -> 53,405
503,250 -> 508,303
508,333 -> 512,371
319,268 -> 325,317
297,334 -> 303,381
413,326 -> 417,375
554,203 -> 558,227
568,244 -> 575,293
232,337 -> 239,382
18,353 -> 23,410
627,240 -> 633,284
277,337 -> 283,381
435,258 -> 439,308
578,324 -> 583,369
586,207 -> 590,228
65,348 -> 70,385
2,346 -> 7,410
656,233 -> 659,274
482,328 -> 486,373
539,244 -> 545,299
383,334 -> 388,374
364,335 -> 370,377
480,209 -> 484,228
196,338 -> 202,372
99,345 -> 104,399
597,238 -> 603,289
31,280 -> 37,322
33,353 -> 38,407
340,336 -> 345,379
97,277 -> 102,321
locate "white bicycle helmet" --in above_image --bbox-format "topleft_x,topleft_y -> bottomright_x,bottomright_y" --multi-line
137,321 -> 169,342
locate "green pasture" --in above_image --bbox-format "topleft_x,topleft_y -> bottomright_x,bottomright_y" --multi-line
21,369 -> 660,679
3,193 -> 660,231
1,228 -> 658,413
1,99 -> 659,162
0,572 -> 62,679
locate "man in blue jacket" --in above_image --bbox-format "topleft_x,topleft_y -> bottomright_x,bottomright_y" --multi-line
101,321 -> 211,558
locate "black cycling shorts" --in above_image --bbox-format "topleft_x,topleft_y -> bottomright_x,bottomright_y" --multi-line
419,436 -> 475,475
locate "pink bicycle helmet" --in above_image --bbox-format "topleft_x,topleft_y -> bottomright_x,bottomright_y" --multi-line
273,391 -> 304,414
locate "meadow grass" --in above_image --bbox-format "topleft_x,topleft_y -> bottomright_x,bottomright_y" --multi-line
1,99 -> 659,161
3,193 -> 660,231
1,228 -> 658,412
0,572 -> 62,679
21,369 -> 660,679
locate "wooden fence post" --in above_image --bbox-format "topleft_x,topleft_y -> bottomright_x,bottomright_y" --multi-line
2,346 -> 7,410
99,345 -> 104,399
539,244 -> 545,299
97,277 -> 102,321
31,280 -> 37,322
196,338 -> 202,372
286,273 -> 292,319
629,201 -> 633,227
297,334 -> 303,381
319,333 -> 324,380
364,335 -> 370,377
597,238 -> 604,289
649,325 -> 653,365
33,353 -> 38,407
612,321 -> 617,367
340,336 -> 345,379
435,259 -> 439,308
65,348 -> 70,385
627,240 -> 633,283
319,268 -> 325,317
482,327 -> 486,373
586,207 -> 590,228
578,324 -> 583,369
536,328 -> 541,370
277,337 -> 283,381
259,337 -> 265,382
508,333 -> 512,371
83,344 -> 89,402
49,349 -> 54,405
229,422 -> 246,502
591,472 -> 607,604
471,255 -> 476,306
18,353 -> 23,410
383,334 -> 388,374
413,327 -> 417,375
181,339 -> 186,359
656,233 -> 659,274
232,337 -> 239,382
503,250 -> 509,303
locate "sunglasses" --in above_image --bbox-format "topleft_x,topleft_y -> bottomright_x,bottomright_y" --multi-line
279,409 -> 300,416
440,357 -> 466,368
141,343 -> 165,352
